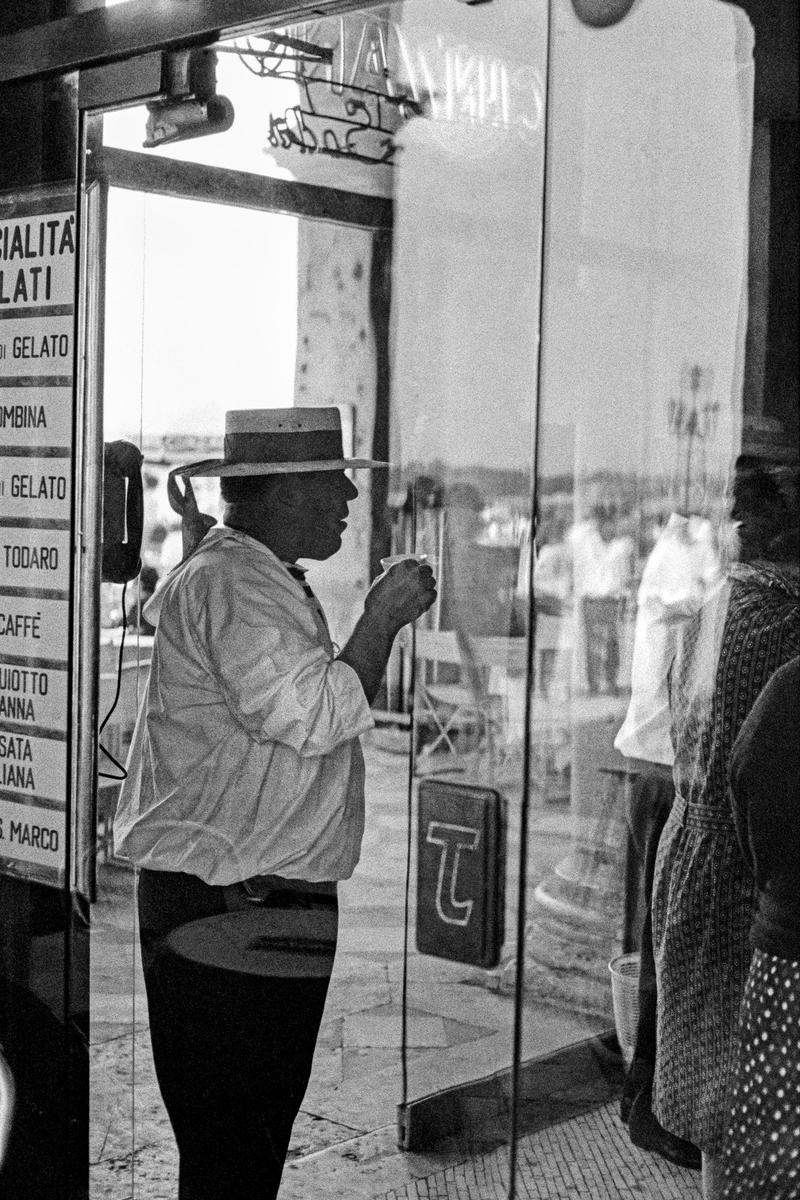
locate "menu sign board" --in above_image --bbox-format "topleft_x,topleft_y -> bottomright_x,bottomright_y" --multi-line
0,192 -> 75,885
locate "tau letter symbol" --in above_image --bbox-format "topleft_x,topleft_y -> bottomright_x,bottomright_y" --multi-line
426,822 -> 479,926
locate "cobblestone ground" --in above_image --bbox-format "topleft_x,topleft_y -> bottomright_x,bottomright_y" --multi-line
379,1103 -> 703,1200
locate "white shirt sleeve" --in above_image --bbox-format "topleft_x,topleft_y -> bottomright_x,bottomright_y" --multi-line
172,555 -> 374,758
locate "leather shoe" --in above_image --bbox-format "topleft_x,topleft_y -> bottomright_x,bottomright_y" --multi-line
628,1086 -> 702,1171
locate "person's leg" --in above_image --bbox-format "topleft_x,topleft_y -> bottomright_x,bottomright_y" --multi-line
138,870 -> 227,1142
171,958 -> 333,1200
621,768 -> 671,1113
606,627 -> 621,695
138,871 -> 337,1200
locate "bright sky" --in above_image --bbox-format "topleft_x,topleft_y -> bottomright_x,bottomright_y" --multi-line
102,191 -> 298,441
101,47 -> 302,441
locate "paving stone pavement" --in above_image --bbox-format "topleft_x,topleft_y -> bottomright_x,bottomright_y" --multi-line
375,1103 -> 703,1199
276,1100 -> 703,1198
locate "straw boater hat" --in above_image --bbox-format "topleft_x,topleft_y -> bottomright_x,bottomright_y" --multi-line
174,407 -> 388,478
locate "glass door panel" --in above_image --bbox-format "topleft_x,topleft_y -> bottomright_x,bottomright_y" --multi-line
517,0 -> 757,1182
391,0 -> 549,1161
85,1 -> 548,1195
90,188 -> 305,1197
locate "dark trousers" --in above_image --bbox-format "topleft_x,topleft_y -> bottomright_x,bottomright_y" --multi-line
138,869 -> 337,1200
623,765 -> 673,1094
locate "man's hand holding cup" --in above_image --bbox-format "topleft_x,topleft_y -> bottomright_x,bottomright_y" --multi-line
366,554 -> 437,630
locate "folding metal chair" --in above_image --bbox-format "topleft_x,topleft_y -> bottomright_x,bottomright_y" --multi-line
413,629 -> 483,761
413,630 -> 525,773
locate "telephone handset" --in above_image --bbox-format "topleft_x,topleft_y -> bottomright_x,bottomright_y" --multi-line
102,441 -> 144,583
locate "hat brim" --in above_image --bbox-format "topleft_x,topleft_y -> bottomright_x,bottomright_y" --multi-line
176,457 -> 390,478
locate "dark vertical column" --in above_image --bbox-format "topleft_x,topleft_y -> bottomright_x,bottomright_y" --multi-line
0,884 -> 87,1199
737,0 -> 799,461
0,5 -> 86,1199
369,225 -> 393,583
368,226 -> 394,711
0,3 -> 79,190
763,119 -> 799,453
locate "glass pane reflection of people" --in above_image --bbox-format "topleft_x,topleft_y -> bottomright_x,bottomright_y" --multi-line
615,455 -> 799,1200
113,408 -> 436,1200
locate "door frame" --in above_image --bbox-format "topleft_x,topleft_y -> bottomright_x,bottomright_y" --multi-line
0,0 -> 363,87
72,45 -> 394,897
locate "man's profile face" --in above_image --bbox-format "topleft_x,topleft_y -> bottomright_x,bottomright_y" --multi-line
283,470 -> 359,560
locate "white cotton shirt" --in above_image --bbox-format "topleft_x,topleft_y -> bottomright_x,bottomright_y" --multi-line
113,527 -> 375,885
614,514 -> 721,766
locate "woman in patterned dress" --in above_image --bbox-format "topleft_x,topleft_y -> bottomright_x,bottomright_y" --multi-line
651,464 -> 800,1199
722,655 -> 800,1200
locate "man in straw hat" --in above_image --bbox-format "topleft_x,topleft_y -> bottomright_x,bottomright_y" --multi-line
114,407 -> 436,1199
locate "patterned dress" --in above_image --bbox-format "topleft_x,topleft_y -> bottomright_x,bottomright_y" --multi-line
651,563 -> 800,1154
722,950 -> 800,1198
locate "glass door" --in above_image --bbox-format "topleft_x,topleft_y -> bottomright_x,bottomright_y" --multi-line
515,2 -> 787,1197
87,190 -> 388,1198
79,5 -> 547,1196
78,2 -> 788,1198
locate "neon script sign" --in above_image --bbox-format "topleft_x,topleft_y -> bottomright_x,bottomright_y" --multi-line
266,16 -> 544,165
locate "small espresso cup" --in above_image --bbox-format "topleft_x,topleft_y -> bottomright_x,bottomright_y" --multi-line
379,553 -> 428,572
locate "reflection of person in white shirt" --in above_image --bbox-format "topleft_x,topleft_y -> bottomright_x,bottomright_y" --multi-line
615,511 -> 720,1171
115,408 -> 436,1200
568,506 -> 636,693
567,513 -> 606,598
616,513 -> 721,763
568,507 -> 636,599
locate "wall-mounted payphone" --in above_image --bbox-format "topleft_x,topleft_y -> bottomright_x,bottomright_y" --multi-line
101,441 -> 144,584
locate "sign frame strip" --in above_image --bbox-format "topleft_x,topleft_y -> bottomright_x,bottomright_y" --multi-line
0,183 -> 77,888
